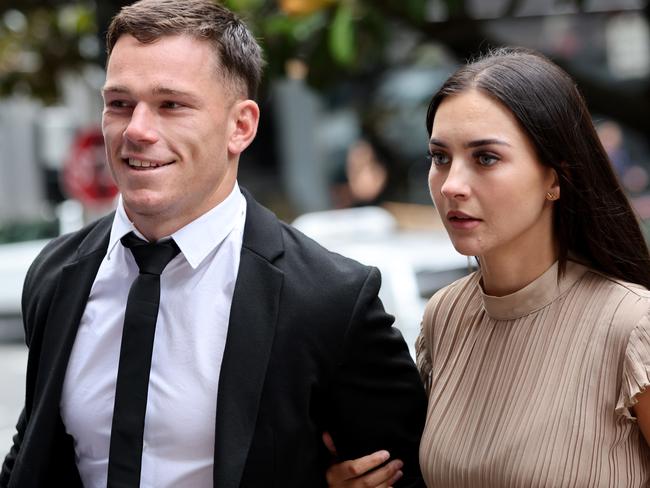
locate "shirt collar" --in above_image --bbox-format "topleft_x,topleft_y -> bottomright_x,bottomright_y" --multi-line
106,198 -> 140,261
106,183 -> 246,269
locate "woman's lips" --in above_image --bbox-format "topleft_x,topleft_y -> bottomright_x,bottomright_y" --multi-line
447,211 -> 481,230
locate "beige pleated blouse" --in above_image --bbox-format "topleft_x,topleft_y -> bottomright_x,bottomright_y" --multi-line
416,260 -> 650,487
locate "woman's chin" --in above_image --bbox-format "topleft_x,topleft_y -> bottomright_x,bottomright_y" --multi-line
449,239 -> 481,258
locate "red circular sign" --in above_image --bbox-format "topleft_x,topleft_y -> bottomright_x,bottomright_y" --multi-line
62,127 -> 118,207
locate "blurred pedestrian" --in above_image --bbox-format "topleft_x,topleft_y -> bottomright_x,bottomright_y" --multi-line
330,137 -> 389,209
596,119 -> 648,194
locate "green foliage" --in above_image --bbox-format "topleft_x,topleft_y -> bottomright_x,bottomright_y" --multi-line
0,0 -> 434,100
0,0 -> 615,102
224,0 -> 266,10
0,219 -> 59,244
402,0 -> 428,21
329,2 -> 355,66
246,0 -> 403,88
0,3 -> 96,103
444,0 -> 466,17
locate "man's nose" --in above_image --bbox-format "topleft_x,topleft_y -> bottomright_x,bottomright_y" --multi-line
123,103 -> 159,144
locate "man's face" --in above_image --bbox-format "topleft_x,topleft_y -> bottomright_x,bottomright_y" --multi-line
102,34 -> 257,239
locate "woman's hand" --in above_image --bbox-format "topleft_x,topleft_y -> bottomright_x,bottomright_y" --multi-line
323,432 -> 404,487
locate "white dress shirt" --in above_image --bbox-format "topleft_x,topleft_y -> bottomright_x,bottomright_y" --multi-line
61,183 -> 246,488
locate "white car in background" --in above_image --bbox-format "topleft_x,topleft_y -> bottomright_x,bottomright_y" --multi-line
0,239 -> 50,340
293,206 -> 472,358
0,201 -> 86,341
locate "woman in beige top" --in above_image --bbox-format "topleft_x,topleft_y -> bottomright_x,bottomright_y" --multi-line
325,47 -> 650,487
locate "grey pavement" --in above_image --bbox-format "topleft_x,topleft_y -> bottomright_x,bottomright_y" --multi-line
0,342 -> 27,457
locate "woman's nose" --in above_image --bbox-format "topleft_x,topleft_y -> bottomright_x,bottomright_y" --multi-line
440,162 -> 471,200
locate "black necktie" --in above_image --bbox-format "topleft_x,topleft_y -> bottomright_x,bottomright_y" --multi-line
107,232 -> 180,488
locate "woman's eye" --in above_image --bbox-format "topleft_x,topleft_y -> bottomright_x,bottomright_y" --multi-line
427,151 -> 450,166
477,153 -> 499,166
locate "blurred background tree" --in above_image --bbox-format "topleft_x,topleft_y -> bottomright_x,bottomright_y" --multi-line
0,0 -> 648,222
0,1 -> 97,103
2,0 -> 647,132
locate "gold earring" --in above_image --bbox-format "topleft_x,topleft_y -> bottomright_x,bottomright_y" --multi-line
546,192 -> 558,201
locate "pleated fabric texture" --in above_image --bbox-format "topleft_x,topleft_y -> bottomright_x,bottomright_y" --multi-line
417,260 -> 650,488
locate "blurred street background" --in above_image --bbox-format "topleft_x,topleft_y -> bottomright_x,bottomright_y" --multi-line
1,0 -> 649,456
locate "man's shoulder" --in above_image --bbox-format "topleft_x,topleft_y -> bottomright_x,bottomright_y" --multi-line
278,219 -> 374,276
27,213 -> 113,283
242,191 -> 373,278
262,216 -> 380,303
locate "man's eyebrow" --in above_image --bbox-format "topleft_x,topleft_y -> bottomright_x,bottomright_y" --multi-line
151,86 -> 201,103
101,85 -> 201,103
102,85 -> 130,95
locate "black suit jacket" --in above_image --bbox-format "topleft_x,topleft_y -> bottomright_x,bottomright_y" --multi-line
1,190 -> 427,488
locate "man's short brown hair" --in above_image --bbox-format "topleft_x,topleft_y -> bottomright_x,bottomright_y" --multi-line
106,0 -> 264,98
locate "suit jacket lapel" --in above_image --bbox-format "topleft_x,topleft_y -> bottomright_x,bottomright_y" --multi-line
213,190 -> 284,488
33,217 -> 111,407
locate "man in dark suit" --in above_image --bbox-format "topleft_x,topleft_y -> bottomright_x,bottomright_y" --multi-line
0,1 -> 426,487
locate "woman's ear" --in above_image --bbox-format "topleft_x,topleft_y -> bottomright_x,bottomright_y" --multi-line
228,99 -> 260,156
546,168 -> 561,201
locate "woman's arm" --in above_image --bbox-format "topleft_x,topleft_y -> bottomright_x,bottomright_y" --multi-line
633,388 -> 650,445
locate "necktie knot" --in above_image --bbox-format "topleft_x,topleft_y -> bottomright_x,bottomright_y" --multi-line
121,232 -> 180,276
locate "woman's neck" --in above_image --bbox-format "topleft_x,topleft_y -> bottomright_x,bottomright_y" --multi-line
479,234 -> 559,297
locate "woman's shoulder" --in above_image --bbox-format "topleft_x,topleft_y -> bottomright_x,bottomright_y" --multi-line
571,264 -> 650,335
580,264 -> 650,301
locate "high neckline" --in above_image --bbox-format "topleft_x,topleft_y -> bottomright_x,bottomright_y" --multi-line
480,260 -> 587,320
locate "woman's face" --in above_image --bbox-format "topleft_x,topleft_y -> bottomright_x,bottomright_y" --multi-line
428,89 -> 559,263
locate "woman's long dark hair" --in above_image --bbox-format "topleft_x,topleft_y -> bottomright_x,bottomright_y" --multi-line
426,47 -> 650,289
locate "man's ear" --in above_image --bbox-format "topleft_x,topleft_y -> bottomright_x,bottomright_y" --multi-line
228,99 -> 260,156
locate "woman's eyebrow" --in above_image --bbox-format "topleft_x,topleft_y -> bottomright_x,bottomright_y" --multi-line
429,138 -> 511,148
465,138 -> 510,148
429,138 -> 447,148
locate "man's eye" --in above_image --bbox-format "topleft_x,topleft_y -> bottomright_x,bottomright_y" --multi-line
427,150 -> 450,166
107,100 -> 130,109
161,101 -> 181,109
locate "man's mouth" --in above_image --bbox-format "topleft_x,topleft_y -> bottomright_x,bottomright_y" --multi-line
124,158 -> 175,169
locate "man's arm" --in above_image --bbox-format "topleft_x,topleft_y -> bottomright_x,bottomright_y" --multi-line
326,267 -> 427,487
0,409 -> 26,487
0,241 -> 48,487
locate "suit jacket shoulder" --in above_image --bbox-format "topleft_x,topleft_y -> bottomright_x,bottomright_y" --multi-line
241,191 -> 380,338
21,214 -> 113,346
